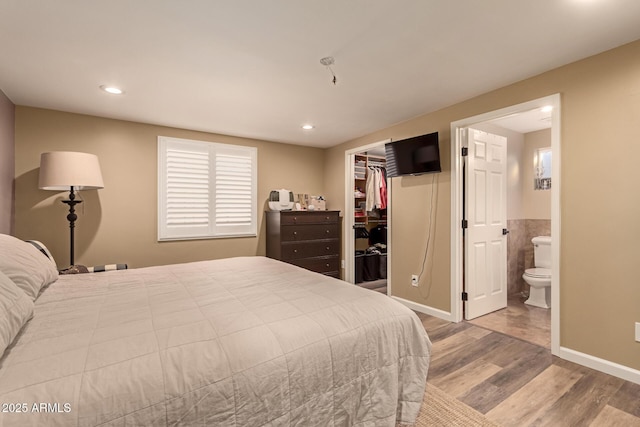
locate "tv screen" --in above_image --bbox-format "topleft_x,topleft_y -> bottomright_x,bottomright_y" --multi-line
385,132 -> 441,177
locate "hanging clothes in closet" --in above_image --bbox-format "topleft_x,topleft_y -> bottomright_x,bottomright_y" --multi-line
365,166 -> 387,212
379,168 -> 387,209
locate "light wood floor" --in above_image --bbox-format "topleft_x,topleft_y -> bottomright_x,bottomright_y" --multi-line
417,312 -> 640,426
468,294 -> 551,348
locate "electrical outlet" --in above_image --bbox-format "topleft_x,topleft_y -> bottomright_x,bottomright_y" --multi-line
411,275 -> 419,287
635,322 -> 640,343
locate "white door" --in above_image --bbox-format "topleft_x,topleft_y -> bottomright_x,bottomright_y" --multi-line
464,128 -> 508,320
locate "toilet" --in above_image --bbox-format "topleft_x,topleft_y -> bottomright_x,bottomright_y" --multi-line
522,236 -> 552,309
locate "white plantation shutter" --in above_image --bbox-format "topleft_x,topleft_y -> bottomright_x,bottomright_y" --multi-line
214,148 -> 253,233
158,137 -> 257,240
166,146 -> 210,229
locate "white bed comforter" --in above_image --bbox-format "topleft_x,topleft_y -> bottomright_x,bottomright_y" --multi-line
0,256 -> 431,426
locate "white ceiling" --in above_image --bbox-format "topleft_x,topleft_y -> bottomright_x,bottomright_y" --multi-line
1,1 -> 640,148
489,108 -> 553,134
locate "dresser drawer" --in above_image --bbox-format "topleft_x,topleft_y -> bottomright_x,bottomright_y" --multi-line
266,210 -> 342,278
280,211 -> 339,225
289,256 -> 340,274
281,239 -> 339,260
281,224 -> 339,242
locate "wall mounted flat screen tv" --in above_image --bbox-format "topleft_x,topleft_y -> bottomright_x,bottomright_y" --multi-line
385,132 -> 441,177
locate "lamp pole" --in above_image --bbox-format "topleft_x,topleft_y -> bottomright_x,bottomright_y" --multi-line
61,186 -> 82,266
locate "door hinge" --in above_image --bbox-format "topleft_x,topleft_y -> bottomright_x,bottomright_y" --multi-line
462,292 -> 468,301
462,219 -> 468,229
461,147 -> 468,157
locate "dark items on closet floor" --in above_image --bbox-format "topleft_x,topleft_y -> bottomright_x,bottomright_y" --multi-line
354,222 -> 387,293
354,245 -> 387,283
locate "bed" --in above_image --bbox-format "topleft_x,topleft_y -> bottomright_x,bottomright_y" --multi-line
0,234 -> 431,426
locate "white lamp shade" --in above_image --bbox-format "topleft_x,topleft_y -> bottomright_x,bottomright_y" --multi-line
39,151 -> 104,191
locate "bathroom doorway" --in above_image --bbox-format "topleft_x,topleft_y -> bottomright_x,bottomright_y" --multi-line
451,95 -> 561,354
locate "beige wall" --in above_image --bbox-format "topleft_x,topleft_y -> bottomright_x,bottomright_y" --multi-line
325,113 -> 454,311
325,39 -> 640,371
0,90 -> 15,235
523,129 -> 552,219
507,132 -> 524,221
14,107 -> 325,268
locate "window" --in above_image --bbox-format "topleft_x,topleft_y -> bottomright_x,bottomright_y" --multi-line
534,147 -> 552,190
158,136 -> 257,241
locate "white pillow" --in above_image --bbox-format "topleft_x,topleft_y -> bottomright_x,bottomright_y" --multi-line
25,240 -> 57,268
0,270 -> 34,357
0,234 -> 58,300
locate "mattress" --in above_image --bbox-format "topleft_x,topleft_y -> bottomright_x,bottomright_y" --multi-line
0,256 -> 431,426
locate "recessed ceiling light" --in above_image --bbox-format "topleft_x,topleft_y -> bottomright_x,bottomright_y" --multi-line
541,105 -> 553,113
100,85 -> 124,95
302,124 -> 314,130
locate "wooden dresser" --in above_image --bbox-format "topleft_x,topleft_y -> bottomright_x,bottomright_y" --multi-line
266,210 -> 341,278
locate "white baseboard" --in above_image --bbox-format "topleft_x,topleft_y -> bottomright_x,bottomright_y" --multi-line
559,346 -> 640,385
391,296 -> 456,322
392,296 -> 640,386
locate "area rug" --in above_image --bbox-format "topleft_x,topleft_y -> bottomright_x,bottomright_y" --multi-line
399,383 -> 500,427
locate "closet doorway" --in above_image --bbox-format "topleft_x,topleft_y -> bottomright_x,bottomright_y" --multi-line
344,139 -> 391,294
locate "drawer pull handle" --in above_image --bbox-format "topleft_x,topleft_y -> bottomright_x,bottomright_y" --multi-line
326,247 -> 330,250
325,216 -> 329,220
294,249 -> 298,253
325,230 -> 330,234
293,231 -> 297,236
326,264 -> 330,267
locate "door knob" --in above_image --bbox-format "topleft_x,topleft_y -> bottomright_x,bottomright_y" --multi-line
502,228 -> 509,235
